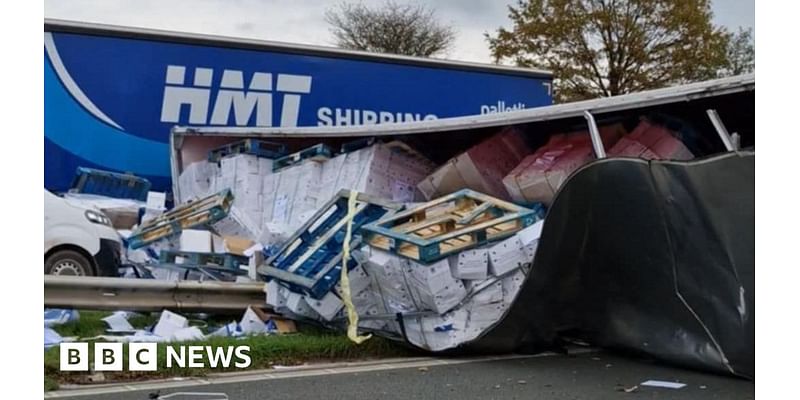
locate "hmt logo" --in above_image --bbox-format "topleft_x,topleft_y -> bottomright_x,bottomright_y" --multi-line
60,342 -> 251,371
160,65 -> 312,127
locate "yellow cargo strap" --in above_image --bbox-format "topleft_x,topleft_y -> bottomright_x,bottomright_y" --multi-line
340,190 -> 372,344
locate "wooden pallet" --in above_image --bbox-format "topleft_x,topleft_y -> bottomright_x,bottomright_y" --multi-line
257,190 -> 400,299
207,139 -> 288,163
128,189 -> 234,249
158,250 -> 249,269
361,189 -> 538,263
272,143 -> 334,172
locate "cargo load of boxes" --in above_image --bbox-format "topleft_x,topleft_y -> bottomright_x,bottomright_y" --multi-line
122,115 -> 698,351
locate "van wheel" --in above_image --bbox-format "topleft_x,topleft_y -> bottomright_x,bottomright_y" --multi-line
45,250 -> 95,276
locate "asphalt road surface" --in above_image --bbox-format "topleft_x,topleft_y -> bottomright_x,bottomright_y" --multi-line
54,351 -> 754,400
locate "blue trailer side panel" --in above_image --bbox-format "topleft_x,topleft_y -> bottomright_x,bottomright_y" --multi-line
44,29 -> 552,192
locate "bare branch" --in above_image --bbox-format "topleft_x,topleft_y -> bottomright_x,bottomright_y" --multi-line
325,1 -> 456,57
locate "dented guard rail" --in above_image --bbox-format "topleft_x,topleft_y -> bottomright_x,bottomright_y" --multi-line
44,276 -> 266,313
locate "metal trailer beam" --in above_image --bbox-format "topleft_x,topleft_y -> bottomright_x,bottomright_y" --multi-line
44,276 -> 266,313
172,73 -> 754,139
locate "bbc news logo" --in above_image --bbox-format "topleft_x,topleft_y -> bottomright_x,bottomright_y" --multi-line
60,343 -> 252,371
160,65 -> 312,127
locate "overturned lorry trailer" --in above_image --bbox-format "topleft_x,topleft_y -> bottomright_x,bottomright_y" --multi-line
44,19 -> 552,193
171,74 -> 754,378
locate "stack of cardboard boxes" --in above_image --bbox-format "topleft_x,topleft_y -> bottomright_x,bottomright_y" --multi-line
608,118 -> 694,160
176,161 -> 219,204
178,142 -> 435,247
417,128 -> 531,201
502,124 -> 625,205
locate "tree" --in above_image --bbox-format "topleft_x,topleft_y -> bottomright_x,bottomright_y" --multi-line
724,27 -> 755,75
325,1 -> 456,57
487,0 -> 732,102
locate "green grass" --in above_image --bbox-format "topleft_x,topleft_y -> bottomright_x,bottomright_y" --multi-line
45,310 -> 416,391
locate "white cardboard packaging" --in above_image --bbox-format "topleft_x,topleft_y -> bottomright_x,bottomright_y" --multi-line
502,269 -> 526,307
258,158 -> 274,176
179,229 -> 213,253
407,259 -> 460,295
306,291 -> 345,321
516,220 -> 543,263
265,280 -> 289,309
449,249 -> 489,280
239,307 -> 268,334
258,222 -> 291,247
488,235 -> 527,276
405,259 -> 467,314
220,154 -> 260,177
212,206 -> 262,241
285,291 -> 319,319
153,310 -> 189,338
334,265 -> 371,297
409,283 -> 467,314
471,280 -> 504,304
177,161 -> 218,202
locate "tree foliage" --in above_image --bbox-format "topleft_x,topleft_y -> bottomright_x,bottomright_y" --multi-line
487,0 -> 735,102
325,1 -> 456,57
724,27 -> 755,75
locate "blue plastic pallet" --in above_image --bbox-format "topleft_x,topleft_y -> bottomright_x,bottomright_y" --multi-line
340,137 -> 376,154
361,189 -> 539,264
158,250 -> 249,270
272,143 -> 334,172
70,167 -> 151,201
258,190 -> 401,299
207,139 -> 289,163
128,189 -> 233,249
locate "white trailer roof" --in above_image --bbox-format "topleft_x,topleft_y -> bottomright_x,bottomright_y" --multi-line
45,18 -> 551,79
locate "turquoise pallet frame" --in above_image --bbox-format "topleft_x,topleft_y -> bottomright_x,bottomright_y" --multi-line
360,189 -> 538,264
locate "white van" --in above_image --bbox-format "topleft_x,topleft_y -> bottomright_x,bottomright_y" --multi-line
44,190 -> 122,276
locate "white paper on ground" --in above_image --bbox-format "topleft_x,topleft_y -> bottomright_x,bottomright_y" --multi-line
44,309 -> 79,327
89,330 -> 169,343
170,326 -> 206,342
102,311 -> 135,333
44,328 -> 63,348
209,322 -> 242,338
152,310 -> 189,338
640,380 -> 686,389
239,307 -> 268,334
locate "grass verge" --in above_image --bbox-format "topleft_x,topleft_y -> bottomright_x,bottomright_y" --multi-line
45,310 -> 416,391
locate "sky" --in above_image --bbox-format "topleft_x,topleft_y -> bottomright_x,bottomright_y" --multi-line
43,0 -> 755,64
